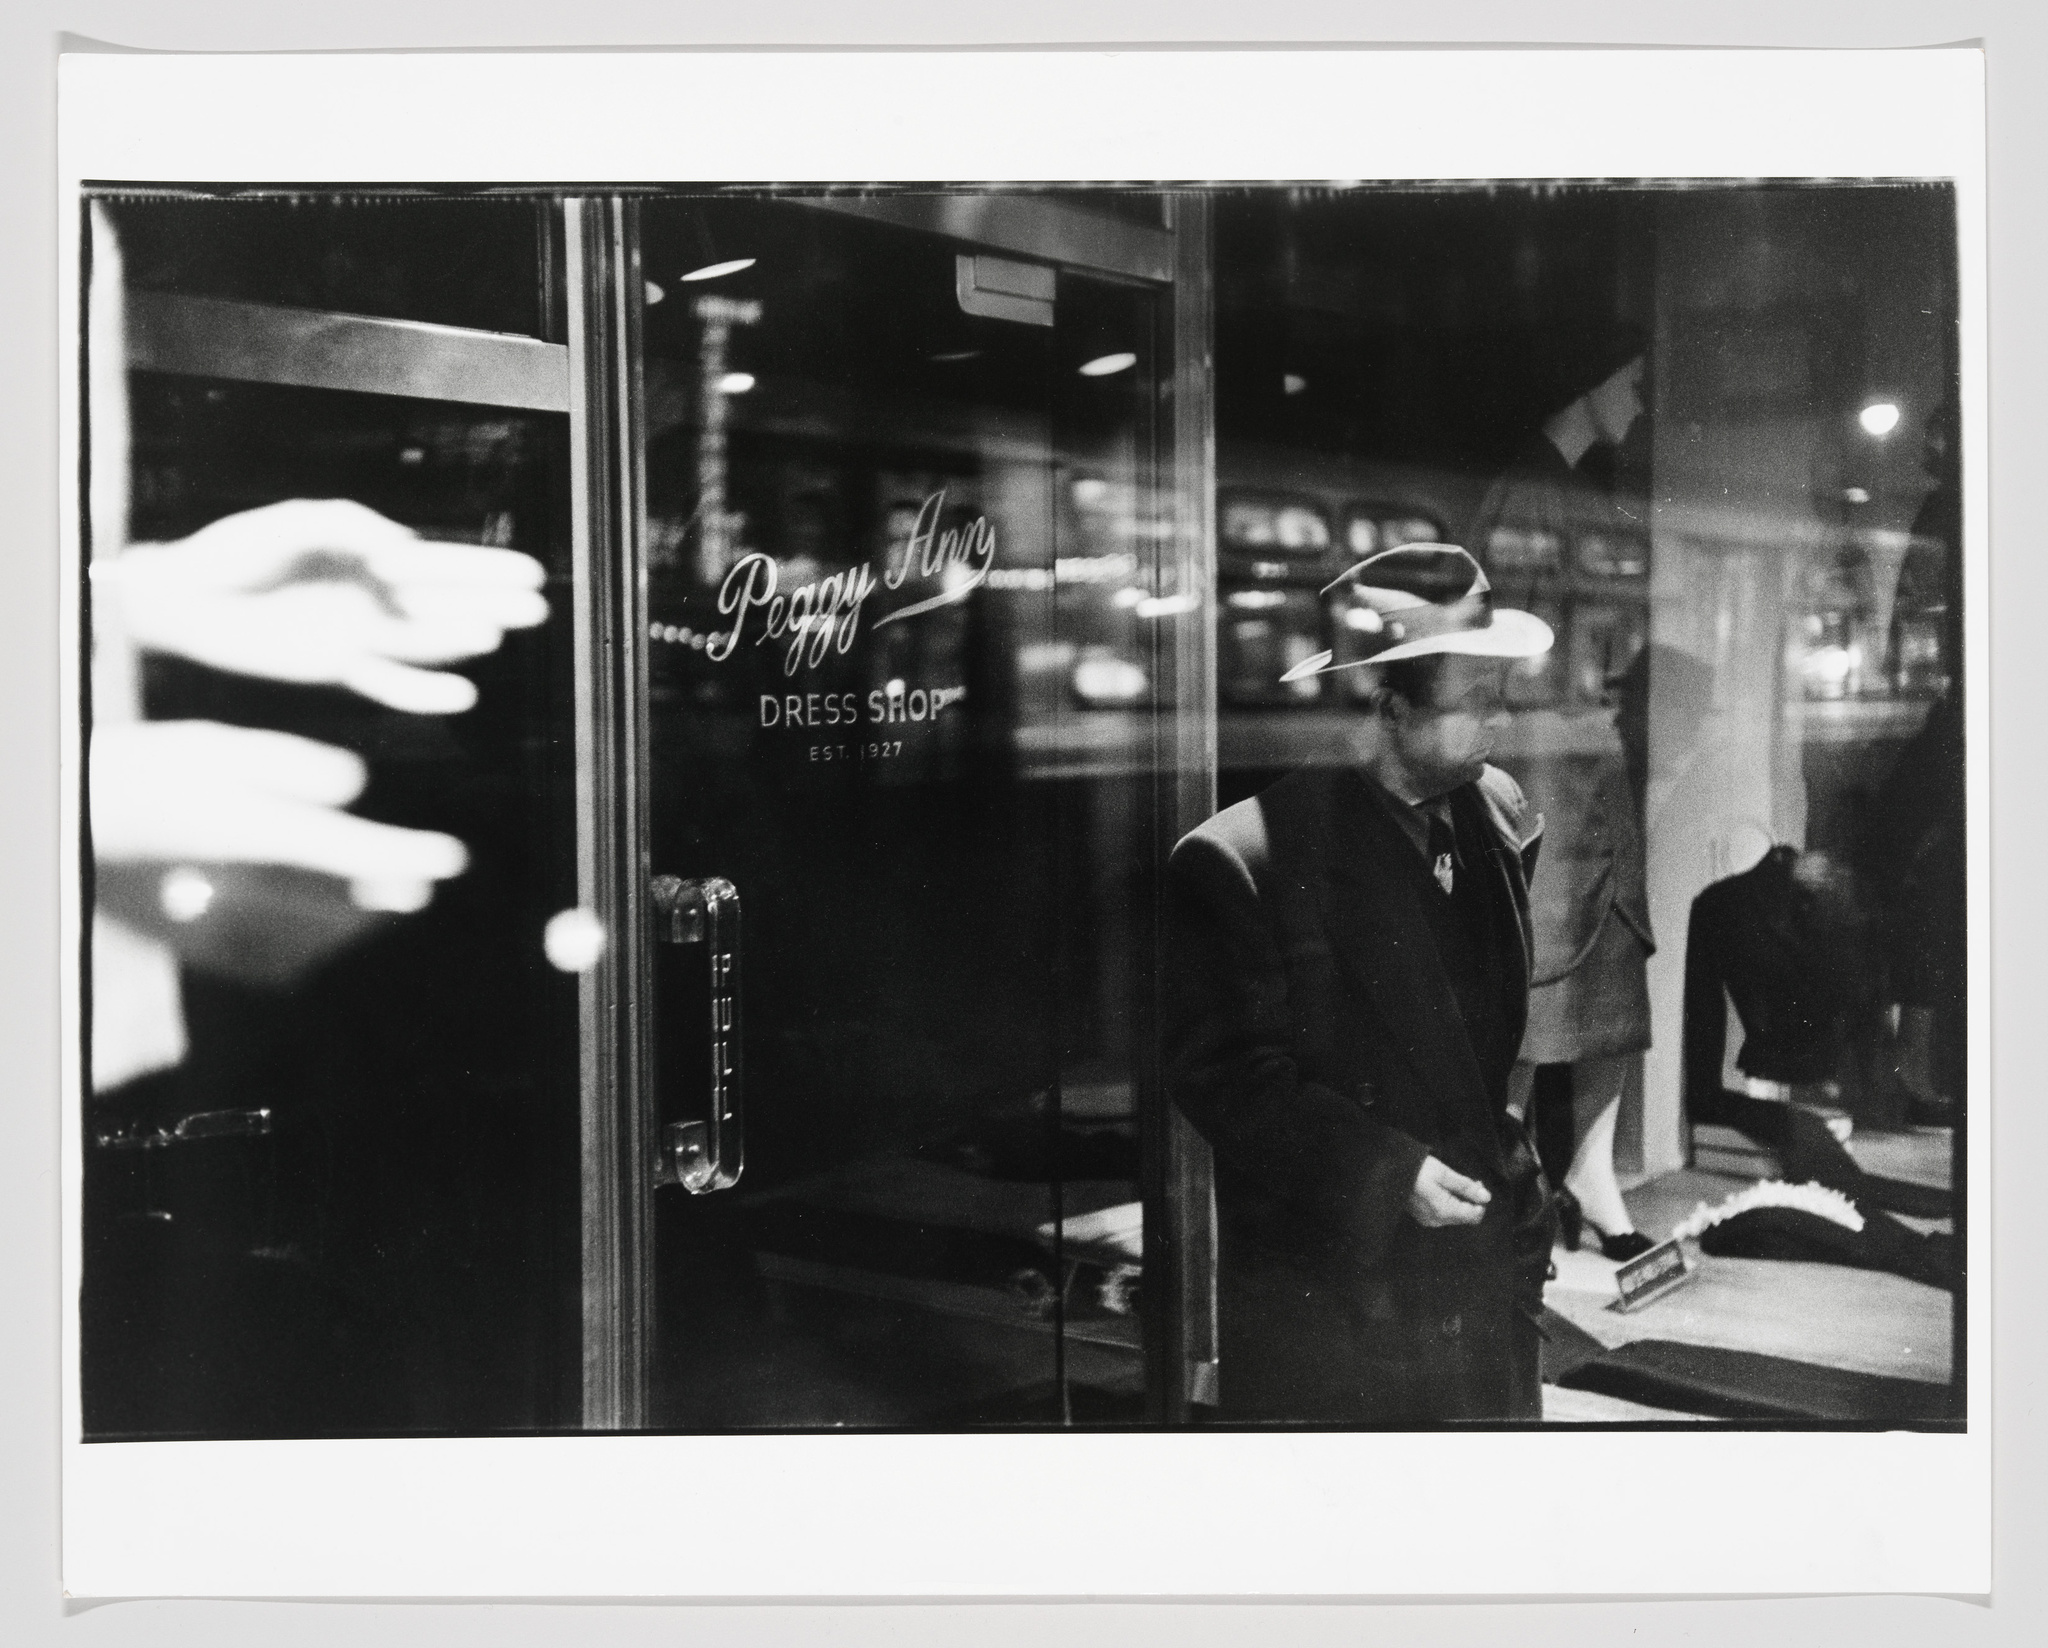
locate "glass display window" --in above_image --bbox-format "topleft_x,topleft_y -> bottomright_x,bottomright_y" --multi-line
1218,585 -> 1328,707
1566,599 -> 1648,704
1219,490 -> 1331,557
1574,526 -> 1649,580
77,175 -> 1966,1441
1346,504 -> 1443,558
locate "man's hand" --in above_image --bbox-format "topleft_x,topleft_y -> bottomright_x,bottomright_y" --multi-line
96,499 -> 548,714
1407,1155 -> 1492,1228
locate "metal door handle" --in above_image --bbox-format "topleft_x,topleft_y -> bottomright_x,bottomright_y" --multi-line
649,875 -> 743,1193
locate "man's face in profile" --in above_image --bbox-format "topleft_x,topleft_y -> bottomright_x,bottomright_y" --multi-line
1388,654 -> 1512,797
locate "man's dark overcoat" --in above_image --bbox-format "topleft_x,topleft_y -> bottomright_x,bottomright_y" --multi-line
1165,763 -> 1553,1425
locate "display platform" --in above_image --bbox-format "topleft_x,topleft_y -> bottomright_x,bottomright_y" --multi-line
1540,1127 -> 1957,1423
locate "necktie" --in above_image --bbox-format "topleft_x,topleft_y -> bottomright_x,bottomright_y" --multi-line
1426,803 -> 1458,896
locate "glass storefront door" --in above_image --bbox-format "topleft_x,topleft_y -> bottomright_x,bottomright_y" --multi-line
82,189 -> 1201,1435
632,198 -> 1171,1427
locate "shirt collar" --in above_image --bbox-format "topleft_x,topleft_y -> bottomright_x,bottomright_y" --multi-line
1356,768 -> 1450,864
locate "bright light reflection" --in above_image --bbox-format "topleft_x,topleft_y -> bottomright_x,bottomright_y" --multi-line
1283,374 -> 1307,396
159,867 -> 215,924
1078,352 -> 1137,378
645,281 -> 666,305
1072,656 -> 1148,703
682,258 -> 757,283
1135,593 -> 1200,619
543,908 -> 607,973
1859,401 -> 1902,437
1112,586 -> 1147,608
716,372 -> 756,395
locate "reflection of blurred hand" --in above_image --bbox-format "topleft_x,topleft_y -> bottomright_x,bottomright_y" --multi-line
92,721 -> 468,913
96,499 -> 548,714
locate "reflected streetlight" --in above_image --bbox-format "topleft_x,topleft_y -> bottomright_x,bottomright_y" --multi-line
1859,401 -> 1902,437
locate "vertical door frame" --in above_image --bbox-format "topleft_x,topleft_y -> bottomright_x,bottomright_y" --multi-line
566,195 -> 655,1432
1141,192 -> 1221,1424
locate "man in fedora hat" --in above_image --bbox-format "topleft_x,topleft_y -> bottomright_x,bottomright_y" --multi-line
1165,543 -> 1558,1424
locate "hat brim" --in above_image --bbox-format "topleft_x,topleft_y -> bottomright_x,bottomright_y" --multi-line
1367,606 -> 1554,666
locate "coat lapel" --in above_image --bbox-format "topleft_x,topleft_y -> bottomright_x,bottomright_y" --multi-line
1464,785 -> 1535,1014
1310,772 -> 1506,1167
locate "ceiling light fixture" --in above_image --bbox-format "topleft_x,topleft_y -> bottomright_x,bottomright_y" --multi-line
682,257 -> 758,283
1078,352 -> 1137,378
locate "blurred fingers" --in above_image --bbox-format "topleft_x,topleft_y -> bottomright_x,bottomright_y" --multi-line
341,655 -> 481,714
370,540 -> 546,591
349,875 -> 439,913
220,799 -> 468,886
391,581 -> 550,631
92,721 -> 468,886
92,724 -> 368,851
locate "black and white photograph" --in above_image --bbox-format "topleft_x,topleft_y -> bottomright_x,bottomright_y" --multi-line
51,46 -> 1993,1601
75,175 -> 1967,1438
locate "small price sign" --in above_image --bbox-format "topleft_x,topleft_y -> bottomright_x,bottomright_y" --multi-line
1608,1237 -> 1696,1314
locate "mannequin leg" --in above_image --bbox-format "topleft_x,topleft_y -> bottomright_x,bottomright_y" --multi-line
1563,1055 -> 1637,1239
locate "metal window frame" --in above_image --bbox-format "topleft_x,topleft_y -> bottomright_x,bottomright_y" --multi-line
793,193 -> 1174,284
1143,192 -> 1221,1424
564,196 -> 654,1432
123,290 -> 570,412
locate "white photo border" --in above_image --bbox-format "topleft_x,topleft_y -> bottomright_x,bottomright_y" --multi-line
56,45 -> 1991,1599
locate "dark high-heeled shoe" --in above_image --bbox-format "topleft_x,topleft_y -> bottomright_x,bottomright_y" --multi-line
1557,1184 -> 1655,1262
1593,1228 -> 1656,1263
